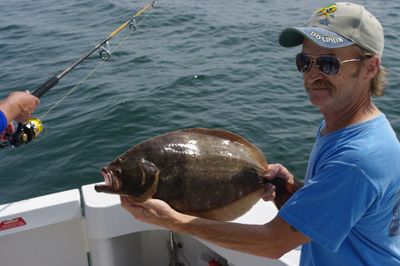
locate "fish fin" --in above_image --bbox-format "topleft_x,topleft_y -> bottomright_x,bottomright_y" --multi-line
268,178 -> 303,209
188,189 -> 264,221
181,128 -> 268,167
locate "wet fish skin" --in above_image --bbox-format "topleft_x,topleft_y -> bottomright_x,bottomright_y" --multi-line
95,128 -> 300,220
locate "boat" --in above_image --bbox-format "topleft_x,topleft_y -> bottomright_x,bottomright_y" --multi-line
0,182 -> 300,266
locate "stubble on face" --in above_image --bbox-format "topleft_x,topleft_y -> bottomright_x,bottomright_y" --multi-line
303,63 -> 363,103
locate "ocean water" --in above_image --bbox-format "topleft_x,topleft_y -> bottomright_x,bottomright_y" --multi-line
0,0 -> 399,204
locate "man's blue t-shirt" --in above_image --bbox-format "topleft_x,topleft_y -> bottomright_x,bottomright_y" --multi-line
279,114 -> 400,266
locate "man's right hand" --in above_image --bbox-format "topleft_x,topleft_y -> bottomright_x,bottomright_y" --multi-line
0,91 -> 40,124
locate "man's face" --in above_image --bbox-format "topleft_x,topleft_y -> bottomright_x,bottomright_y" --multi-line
301,39 -> 367,114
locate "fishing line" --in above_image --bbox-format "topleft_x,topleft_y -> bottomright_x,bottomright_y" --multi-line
1,0 -> 159,148
40,9 -> 151,121
42,0 -> 158,120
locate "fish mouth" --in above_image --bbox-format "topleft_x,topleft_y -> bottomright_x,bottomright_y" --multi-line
94,167 -> 119,193
102,167 -> 113,186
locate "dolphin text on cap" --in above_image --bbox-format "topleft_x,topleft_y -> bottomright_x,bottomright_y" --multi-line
310,31 -> 344,44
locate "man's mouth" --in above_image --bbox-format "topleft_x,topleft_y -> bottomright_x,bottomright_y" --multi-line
305,80 -> 334,92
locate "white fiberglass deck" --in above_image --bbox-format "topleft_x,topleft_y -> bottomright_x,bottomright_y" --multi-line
0,183 -> 300,266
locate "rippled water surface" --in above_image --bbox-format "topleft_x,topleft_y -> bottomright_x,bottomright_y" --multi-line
0,0 -> 399,203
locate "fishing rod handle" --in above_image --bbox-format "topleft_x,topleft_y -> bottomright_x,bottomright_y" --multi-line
32,76 -> 59,98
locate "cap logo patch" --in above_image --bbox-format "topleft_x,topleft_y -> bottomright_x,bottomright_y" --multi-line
310,31 -> 344,44
316,4 -> 337,25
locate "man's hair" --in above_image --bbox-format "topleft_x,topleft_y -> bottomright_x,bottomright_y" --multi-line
372,65 -> 389,97
359,48 -> 389,97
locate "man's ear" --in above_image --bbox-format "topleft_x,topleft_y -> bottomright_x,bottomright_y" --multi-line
364,55 -> 380,78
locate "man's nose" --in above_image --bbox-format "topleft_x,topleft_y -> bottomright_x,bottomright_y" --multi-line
304,62 -> 324,83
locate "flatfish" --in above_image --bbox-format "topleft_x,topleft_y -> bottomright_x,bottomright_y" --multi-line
95,128 -> 299,221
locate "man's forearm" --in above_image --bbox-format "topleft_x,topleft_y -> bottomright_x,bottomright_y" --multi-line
171,213 -> 299,259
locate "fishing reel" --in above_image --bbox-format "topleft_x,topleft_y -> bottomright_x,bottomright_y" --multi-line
12,118 -> 43,147
0,118 -> 43,148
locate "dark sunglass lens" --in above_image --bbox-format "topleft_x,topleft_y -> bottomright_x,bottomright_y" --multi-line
317,56 -> 340,76
296,53 -> 311,73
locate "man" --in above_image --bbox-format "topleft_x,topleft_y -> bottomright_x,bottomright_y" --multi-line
121,3 -> 400,265
0,91 -> 40,138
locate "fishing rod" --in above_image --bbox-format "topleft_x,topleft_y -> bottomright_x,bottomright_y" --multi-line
1,0 -> 159,148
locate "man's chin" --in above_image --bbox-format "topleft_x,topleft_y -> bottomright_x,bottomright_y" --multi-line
308,90 -> 330,107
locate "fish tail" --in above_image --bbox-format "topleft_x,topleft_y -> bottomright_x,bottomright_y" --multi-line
266,178 -> 303,209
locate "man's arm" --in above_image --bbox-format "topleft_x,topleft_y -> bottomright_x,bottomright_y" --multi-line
121,197 -> 310,259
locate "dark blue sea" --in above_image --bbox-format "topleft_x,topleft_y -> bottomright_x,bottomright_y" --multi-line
0,0 -> 399,204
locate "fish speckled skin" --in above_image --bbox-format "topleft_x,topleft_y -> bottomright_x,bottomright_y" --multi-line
95,128 -> 299,221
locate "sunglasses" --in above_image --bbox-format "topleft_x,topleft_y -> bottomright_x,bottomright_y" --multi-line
296,53 -> 363,76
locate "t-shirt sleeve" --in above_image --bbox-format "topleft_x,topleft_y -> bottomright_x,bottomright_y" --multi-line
278,162 -> 377,251
0,111 -> 7,132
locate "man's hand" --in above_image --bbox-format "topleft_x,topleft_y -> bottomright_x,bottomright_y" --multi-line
120,196 -> 181,229
0,91 -> 40,124
10,91 -> 40,123
262,163 -> 295,202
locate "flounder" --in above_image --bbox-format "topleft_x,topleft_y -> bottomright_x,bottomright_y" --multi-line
95,128 -> 299,221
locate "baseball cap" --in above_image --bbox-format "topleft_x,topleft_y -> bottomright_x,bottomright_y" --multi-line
279,2 -> 384,56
